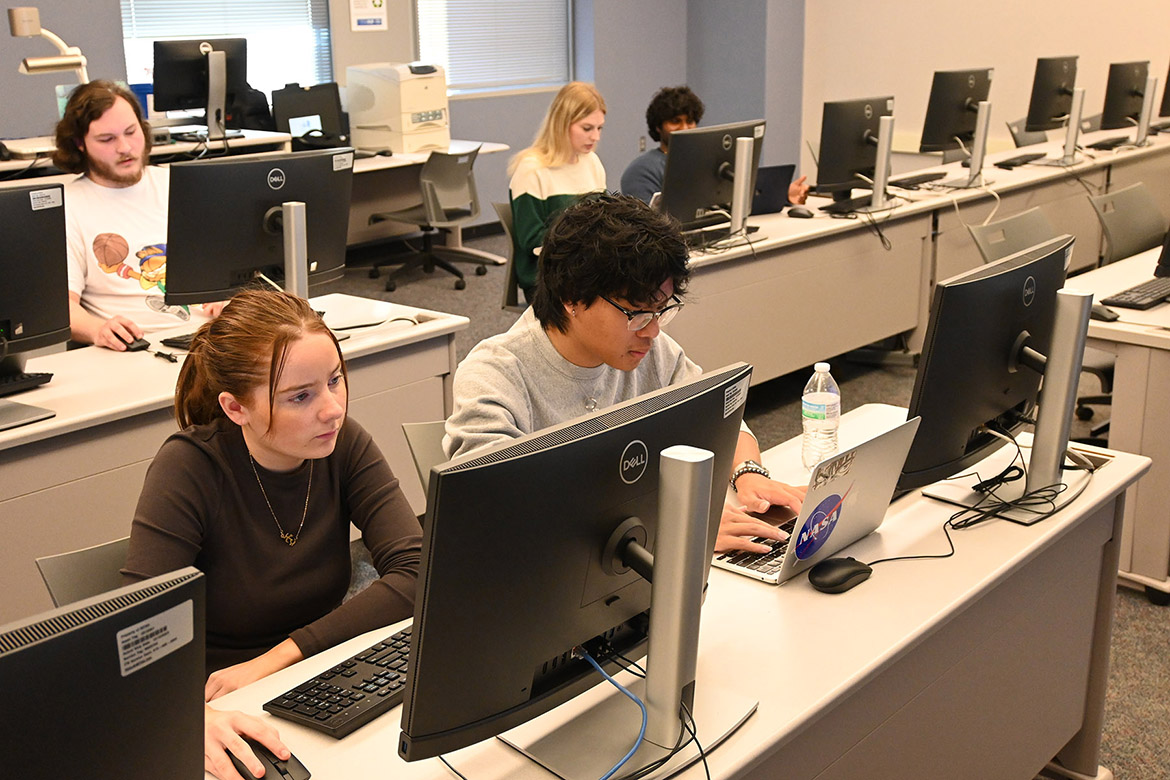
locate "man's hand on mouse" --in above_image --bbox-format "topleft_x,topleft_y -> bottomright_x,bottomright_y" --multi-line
95,316 -> 143,351
205,706 -> 289,780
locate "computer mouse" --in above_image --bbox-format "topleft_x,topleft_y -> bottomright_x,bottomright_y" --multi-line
807,556 -> 873,593
787,206 -> 814,219
376,149 -> 394,157
1090,303 -> 1120,322
115,334 -> 151,351
228,738 -> 311,780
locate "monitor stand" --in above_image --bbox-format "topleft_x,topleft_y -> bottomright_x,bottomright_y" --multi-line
259,201 -> 313,299
940,100 -> 994,189
501,446 -> 758,779
0,356 -> 54,432
1037,87 -> 1086,167
922,289 -> 1094,523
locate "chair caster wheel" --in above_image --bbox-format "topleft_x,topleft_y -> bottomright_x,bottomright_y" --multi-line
455,279 -> 467,290
386,281 -> 397,292
1076,406 -> 1094,421
475,265 -> 488,276
368,268 -> 380,279
1146,586 -> 1170,606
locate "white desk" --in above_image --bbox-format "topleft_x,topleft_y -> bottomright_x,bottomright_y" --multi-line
0,294 -> 467,624
346,140 -> 510,246
0,128 -> 292,181
211,404 -> 1147,780
1065,249 -> 1170,601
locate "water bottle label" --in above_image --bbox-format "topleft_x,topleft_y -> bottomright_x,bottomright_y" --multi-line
802,397 -> 840,421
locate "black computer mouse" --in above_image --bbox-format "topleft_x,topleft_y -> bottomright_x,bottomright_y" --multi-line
115,334 -> 151,351
228,738 -> 311,780
787,206 -> 814,219
376,149 -> 394,157
1090,303 -> 1120,322
808,556 -> 873,593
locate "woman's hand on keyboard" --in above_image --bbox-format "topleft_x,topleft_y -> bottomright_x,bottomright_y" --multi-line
717,501 -> 789,554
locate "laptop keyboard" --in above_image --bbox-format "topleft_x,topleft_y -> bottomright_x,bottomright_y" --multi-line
712,516 -> 798,580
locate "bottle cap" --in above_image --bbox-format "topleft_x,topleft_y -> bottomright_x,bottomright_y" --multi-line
814,362 -> 830,372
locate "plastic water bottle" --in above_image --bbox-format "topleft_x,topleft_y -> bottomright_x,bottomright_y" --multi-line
802,362 -> 841,469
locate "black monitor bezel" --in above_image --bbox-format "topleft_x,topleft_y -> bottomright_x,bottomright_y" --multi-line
919,68 -> 994,153
658,119 -> 766,226
898,235 -> 1073,491
164,148 -> 353,306
152,38 -> 248,113
1025,56 -> 1078,132
812,95 -> 894,198
0,183 -> 70,354
1100,61 -> 1149,131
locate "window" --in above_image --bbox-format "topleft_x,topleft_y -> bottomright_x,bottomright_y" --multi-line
119,0 -> 332,101
416,0 -> 571,95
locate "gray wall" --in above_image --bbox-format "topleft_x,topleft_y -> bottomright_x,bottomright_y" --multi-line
2,0 -> 127,139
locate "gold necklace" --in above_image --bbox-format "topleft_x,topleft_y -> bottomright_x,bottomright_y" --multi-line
249,454 -> 313,546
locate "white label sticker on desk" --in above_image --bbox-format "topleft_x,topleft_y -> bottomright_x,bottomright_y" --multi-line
116,599 -> 194,677
724,376 -> 750,418
334,151 -> 354,171
29,188 -> 63,211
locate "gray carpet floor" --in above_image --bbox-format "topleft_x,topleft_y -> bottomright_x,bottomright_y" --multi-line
328,231 -> 1170,778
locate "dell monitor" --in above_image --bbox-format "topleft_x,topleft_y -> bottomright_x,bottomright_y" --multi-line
921,68 -> 994,188
1157,62 -> 1170,130
1155,228 -> 1170,279
812,96 -> 895,211
0,182 -> 70,431
272,82 -> 350,148
400,363 -> 755,776
0,567 -> 205,779
1025,56 -> 1078,132
899,235 -> 1092,521
165,147 -> 354,305
152,38 -> 248,141
658,119 -> 766,234
1100,61 -> 1149,130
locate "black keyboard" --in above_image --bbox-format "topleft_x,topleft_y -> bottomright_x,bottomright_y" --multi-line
160,332 -> 195,350
1100,277 -> 1170,310
1087,135 -> 1129,151
889,172 -> 946,189
263,626 -> 411,738
0,371 -> 52,399
994,152 -> 1047,169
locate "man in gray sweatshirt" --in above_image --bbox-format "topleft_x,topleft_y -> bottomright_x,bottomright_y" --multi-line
444,193 -> 804,553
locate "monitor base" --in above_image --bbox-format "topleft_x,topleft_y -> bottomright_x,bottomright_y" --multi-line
938,174 -> 994,190
920,443 -> 1101,526
500,673 -> 757,780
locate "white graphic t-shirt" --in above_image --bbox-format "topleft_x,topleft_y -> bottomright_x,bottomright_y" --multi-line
64,165 -> 194,331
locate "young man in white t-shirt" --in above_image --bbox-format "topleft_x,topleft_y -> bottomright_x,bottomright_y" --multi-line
52,81 -> 220,349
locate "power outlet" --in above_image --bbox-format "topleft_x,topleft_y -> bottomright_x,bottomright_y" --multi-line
638,136 -> 646,152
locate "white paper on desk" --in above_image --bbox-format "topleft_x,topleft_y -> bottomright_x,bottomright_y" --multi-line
316,294 -> 401,330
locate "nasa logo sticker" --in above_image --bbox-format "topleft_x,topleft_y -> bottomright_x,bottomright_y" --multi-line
267,168 -> 287,191
794,492 -> 848,560
620,440 -> 649,484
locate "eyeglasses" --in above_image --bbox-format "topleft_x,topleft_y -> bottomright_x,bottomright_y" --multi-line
600,295 -> 684,331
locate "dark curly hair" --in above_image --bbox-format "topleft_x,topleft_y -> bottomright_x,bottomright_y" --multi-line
646,86 -> 705,143
532,193 -> 690,333
52,80 -> 152,174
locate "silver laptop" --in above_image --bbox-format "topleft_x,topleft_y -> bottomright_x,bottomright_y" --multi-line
713,417 -> 921,585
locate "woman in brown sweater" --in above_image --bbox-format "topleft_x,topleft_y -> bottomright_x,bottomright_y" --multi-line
123,289 -> 422,780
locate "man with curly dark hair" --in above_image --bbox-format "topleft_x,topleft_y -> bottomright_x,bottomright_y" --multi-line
444,193 -> 805,553
620,85 -> 809,207
54,81 -> 218,349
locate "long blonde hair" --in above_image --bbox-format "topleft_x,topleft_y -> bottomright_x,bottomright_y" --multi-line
508,82 -> 606,175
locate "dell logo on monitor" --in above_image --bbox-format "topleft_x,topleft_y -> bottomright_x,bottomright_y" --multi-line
1022,275 -> 1037,307
620,440 -> 649,484
267,168 -> 287,190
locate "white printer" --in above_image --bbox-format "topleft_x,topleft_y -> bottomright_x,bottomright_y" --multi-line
346,62 -> 450,154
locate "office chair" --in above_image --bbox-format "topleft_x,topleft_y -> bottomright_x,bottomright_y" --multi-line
402,420 -> 448,494
966,208 -> 1114,441
491,200 -> 525,312
1087,182 -> 1169,265
1006,118 -> 1047,148
368,145 -> 504,292
1081,113 -> 1102,134
35,536 -> 130,607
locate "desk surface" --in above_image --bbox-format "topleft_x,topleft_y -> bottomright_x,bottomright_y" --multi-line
0,294 -> 467,453
352,139 -> 510,174
209,404 -> 1148,780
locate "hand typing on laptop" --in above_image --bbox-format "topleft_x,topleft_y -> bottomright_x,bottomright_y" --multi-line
720,467 -> 807,554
